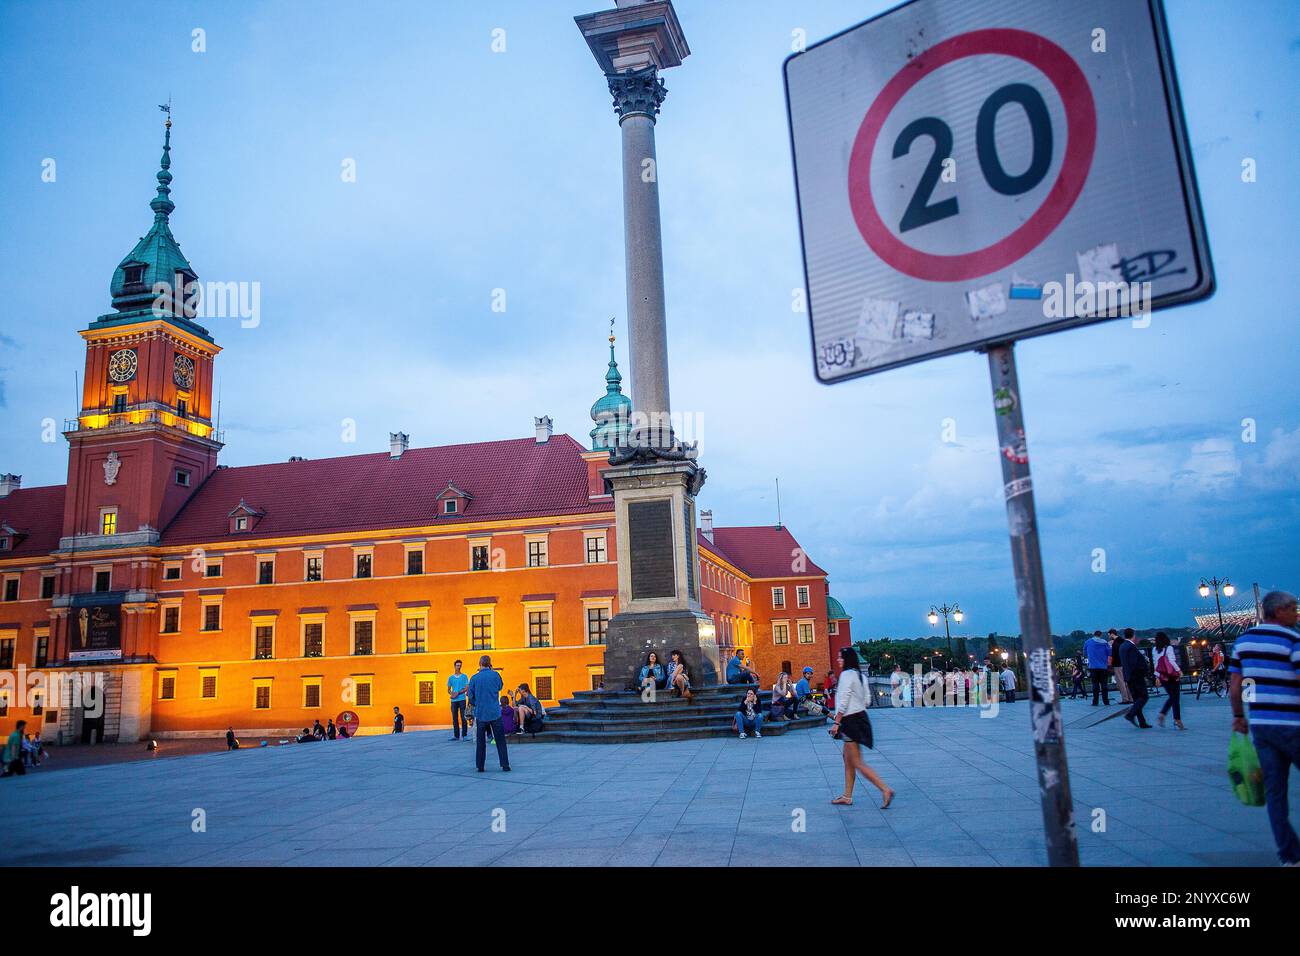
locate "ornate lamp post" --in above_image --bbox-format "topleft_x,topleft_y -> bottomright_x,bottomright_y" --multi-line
928,602 -> 963,660
1198,576 -> 1235,642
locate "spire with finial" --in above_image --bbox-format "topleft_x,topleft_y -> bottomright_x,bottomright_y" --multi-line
151,99 -> 175,222
101,103 -> 203,333
590,318 -> 632,452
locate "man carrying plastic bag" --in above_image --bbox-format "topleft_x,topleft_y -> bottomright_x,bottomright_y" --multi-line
1229,590 -> 1300,866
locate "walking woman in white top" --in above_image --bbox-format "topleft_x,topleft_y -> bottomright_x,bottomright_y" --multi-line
830,647 -> 894,808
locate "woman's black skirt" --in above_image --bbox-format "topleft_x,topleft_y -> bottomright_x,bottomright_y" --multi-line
840,711 -> 874,748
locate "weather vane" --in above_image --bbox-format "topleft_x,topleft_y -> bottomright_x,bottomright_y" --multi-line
159,97 -> 172,128
609,316 -> 616,343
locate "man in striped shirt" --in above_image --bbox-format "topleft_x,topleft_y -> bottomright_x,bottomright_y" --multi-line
1229,590 -> 1300,865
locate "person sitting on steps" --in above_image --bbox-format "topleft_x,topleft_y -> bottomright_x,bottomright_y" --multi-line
666,649 -> 692,700
735,688 -> 764,739
725,648 -> 758,686
638,651 -> 666,694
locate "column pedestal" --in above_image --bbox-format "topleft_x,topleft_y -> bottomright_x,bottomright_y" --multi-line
602,453 -> 719,690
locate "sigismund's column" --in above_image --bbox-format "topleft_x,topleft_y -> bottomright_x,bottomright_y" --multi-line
576,0 -> 719,689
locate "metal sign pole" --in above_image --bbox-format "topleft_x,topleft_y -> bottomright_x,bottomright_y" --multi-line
986,341 -> 1079,867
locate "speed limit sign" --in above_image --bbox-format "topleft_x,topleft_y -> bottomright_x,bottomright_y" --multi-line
785,0 -> 1213,382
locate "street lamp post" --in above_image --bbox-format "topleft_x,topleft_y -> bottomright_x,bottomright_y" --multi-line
928,603 -> 963,661
1198,576 -> 1235,642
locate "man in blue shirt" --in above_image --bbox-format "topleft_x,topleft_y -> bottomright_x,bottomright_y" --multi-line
1084,630 -> 1113,706
447,659 -> 470,742
725,649 -> 757,685
793,666 -> 815,719
467,654 -> 510,772
1230,591 -> 1300,865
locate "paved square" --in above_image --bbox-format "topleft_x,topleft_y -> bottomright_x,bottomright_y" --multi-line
0,695 -> 1285,866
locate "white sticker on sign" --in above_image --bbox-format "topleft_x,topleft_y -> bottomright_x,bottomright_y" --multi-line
966,283 -> 1008,321
1076,243 -> 1122,285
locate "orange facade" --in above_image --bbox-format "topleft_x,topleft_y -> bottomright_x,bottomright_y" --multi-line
0,132 -> 841,742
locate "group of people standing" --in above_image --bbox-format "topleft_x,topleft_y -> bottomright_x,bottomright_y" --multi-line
445,658 -> 544,745
1080,628 -> 1187,729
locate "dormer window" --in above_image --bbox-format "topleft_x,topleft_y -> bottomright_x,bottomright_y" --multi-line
435,483 -> 472,518
123,264 -> 146,285
227,498 -> 265,534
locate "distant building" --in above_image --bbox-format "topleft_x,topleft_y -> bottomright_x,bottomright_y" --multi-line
0,125 -> 844,741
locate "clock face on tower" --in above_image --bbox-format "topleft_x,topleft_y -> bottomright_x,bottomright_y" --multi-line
107,348 -> 138,383
173,354 -> 195,390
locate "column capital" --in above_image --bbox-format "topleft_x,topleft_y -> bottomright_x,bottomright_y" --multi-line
608,66 -> 667,121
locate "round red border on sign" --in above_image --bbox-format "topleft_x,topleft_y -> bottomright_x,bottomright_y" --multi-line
847,28 -> 1097,282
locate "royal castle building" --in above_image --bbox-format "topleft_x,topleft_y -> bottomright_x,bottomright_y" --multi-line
0,125 -> 847,742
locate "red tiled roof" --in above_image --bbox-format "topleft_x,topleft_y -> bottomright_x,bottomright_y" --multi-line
700,525 -> 827,580
161,434 -> 608,546
0,485 -> 66,559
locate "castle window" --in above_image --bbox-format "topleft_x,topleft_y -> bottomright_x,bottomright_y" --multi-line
205,560 -> 222,578
354,552 -> 372,579
257,558 -> 274,585
444,499 -> 458,515
469,611 -> 493,651
200,670 -> 218,699
585,533 -> 607,564
0,639 -> 12,669
35,634 -> 48,668
797,586 -> 810,608
254,682 -> 271,710
2,577 -> 17,602
471,544 -> 490,572
162,605 -> 180,633
175,469 -> 191,487
112,394 -> 128,414
405,547 -> 423,575
123,264 -> 145,284
94,569 -> 112,593
771,587 -> 786,610
177,398 -> 188,417
303,623 -> 324,658
353,620 -> 374,656
527,609 -> 552,648
202,602 -> 222,632
526,536 -> 548,568
305,553 -> 323,582
100,510 -> 118,536
158,674 -> 176,700
586,606 -> 610,645
254,626 -> 274,660
404,617 -> 426,654
233,516 -> 248,532
798,622 -> 815,645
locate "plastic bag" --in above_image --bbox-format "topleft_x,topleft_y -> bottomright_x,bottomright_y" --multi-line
1227,732 -> 1266,807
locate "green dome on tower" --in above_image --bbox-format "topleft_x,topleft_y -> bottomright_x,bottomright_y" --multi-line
590,326 -> 631,453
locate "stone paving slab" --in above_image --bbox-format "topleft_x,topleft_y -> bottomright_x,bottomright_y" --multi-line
0,695 -> 1288,866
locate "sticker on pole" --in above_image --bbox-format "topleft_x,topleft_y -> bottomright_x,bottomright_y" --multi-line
784,0 -> 1214,383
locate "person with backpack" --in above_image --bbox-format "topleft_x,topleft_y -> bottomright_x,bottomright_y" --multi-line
831,647 -> 892,808
1154,632 -> 1185,729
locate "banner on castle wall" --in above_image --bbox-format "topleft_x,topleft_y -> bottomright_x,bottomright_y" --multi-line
70,603 -> 123,661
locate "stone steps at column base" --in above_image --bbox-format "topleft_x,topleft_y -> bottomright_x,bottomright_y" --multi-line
507,713 -> 828,745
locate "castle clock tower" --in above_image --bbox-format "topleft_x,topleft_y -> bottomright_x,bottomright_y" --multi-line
61,114 -> 222,554
48,114 -> 223,743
